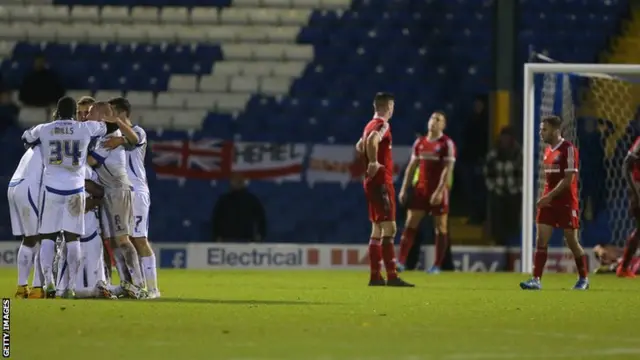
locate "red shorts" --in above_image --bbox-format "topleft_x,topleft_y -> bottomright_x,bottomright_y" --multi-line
364,182 -> 396,223
628,187 -> 640,220
408,188 -> 449,215
536,206 -> 579,229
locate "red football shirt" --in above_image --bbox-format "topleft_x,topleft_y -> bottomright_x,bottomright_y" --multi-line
362,118 -> 393,185
412,134 -> 456,193
628,136 -> 640,182
542,139 -> 579,210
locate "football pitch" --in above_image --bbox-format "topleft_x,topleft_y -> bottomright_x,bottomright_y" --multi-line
3,270 -> 640,360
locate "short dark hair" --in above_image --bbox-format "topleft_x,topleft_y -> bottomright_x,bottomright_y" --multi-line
373,92 -> 394,111
108,97 -> 131,117
433,110 -> 447,120
54,96 -> 77,120
77,96 -> 95,106
541,115 -> 562,129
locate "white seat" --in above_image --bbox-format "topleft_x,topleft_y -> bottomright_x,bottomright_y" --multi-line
290,0 -> 319,7
147,25 -> 177,43
260,77 -> 292,95
38,5 -> 69,22
8,6 -> 38,22
27,24 -> 57,42
230,76 -> 259,93
138,110 -> 172,128
207,26 -> 238,42
222,44 -> 253,60
232,0 -> 261,7
100,6 -> 130,23
265,26 -> 299,42
57,24 -> 89,42
251,45 -> 285,60
248,8 -> 281,25
212,62 -> 243,76
86,25 -> 117,43
0,41 -> 15,57
126,91 -> 155,108
199,76 -> 230,92
156,93 -> 186,109
176,26 -> 208,43
283,45 -> 313,61
219,8 -> 251,25
262,0 -> 293,7
190,7 -> 218,25
172,110 -> 206,129
214,93 -> 250,112
117,25 -> 147,42
69,6 -> 100,23
131,7 -> 159,23
320,0 -> 350,8
279,9 -> 311,25
0,24 -> 26,40
93,90 -> 123,101
241,62 -> 275,76
168,75 -> 198,92
19,107 -> 49,127
184,93 -> 214,110
273,61 -> 306,77
236,27 -> 269,42
0,6 -> 9,22
160,7 -> 188,24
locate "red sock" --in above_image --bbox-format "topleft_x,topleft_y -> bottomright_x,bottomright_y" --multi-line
398,227 -> 417,265
381,237 -> 398,280
368,238 -> 382,280
533,246 -> 548,279
434,233 -> 448,267
622,230 -> 639,268
575,254 -> 589,278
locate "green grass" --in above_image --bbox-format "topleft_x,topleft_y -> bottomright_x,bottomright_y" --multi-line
4,270 -> 640,359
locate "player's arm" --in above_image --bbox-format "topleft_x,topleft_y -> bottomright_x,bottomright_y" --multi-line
21,124 -> 42,147
365,131 -> 381,164
623,145 -> 640,202
434,141 -> 456,195
85,179 -> 104,198
85,197 -> 102,213
355,138 -> 365,154
105,116 -> 138,146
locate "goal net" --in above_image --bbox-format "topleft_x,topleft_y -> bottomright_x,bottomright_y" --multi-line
522,62 -> 640,273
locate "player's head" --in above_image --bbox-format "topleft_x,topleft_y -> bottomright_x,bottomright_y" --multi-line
539,115 -> 563,144
87,101 -> 113,120
76,96 -> 95,122
427,111 -> 446,134
108,97 -> 131,120
373,92 -> 395,119
53,96 -> 77,120
230,173 -> 246,190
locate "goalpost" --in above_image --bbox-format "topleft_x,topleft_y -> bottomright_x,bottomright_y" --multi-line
521,62 -> 640,273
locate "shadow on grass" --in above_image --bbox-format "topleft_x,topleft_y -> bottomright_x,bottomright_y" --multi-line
118,297 -> 341,305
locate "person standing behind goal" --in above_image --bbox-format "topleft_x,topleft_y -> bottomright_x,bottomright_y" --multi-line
102,97 -> 160,298
86,102 -> 146,299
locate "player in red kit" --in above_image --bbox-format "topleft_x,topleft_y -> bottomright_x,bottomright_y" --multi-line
520,115 -> 589,290
397,111 -> 455,273
356,92 -> 414,287
616,136 -> 640,278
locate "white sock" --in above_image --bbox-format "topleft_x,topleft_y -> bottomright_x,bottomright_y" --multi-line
17,245 -> 34,286
113,248 -> 130,283
39,239 -> 56,287
140,254 -> 158,291
55,245 -> 67,293
74,286 -> 96,298
32,252 -> 43,288
65,241 -> 81,292
107,284 -> 123,296
120,242 -> 144,287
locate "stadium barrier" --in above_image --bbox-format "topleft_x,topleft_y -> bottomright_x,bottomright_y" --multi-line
0,242 -> 597,272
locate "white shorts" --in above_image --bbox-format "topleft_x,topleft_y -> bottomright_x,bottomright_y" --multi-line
131,191 -> 150,238
101,189 -> 132,238
7,180 -> 40,237
39,186 -> 85,236
55,233 -> 105,291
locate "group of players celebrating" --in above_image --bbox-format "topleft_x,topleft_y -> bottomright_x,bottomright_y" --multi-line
357,92 -> 640,289
9,95 -> 159,299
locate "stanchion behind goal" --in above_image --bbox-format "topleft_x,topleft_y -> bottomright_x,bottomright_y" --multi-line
521,63 -> 640,273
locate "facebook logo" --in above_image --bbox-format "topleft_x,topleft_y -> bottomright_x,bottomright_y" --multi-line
159,249 -> 187,268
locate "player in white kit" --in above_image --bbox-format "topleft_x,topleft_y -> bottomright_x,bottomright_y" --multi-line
22,97 -> 123,298
86,102 -> 146,299
103,97 -> 160,298
55,165 -> 120,299
9,143 -> 44,298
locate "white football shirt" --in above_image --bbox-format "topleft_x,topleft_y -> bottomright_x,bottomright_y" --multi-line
90,130 -> 132,190
126,125 -> 149,193
10,145 -> 44,186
